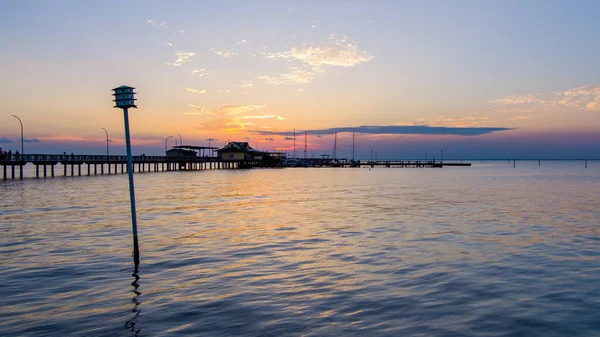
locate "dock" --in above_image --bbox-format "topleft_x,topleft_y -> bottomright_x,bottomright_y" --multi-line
0,154 -> 238,180
0,154 -> 470,180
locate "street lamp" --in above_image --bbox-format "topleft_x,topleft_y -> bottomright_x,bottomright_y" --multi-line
165,135 -> 173,152
177,133 -> 183,147
10,115 -> 23,155
101,127 -> 109,159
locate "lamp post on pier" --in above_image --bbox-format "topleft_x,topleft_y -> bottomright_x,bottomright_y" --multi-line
10,115 -> 23,156
101,127 -> 109,160
177,134 -> 183,147
165,136 -> 173,152
112,85 -> 140,265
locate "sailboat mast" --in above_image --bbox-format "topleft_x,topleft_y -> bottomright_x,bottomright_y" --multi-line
333,132 -> 337,159
304,131 -> 307,159
352,131 -> 355,161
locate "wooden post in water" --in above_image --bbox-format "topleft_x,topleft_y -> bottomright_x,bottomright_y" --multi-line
113,85 -> 140,265
539,160 -> 540,166
513,159 -> 515,168
585,160 -> 587,168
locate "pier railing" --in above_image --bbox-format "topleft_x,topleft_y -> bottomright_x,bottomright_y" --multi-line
0,153 -> 219,164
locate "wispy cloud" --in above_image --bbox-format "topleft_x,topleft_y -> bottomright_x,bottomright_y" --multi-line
167,51 -> 196,66
0,137 -> 13,144
213,50 -> 238,58
146,18 -> 168,28
24,138 -> 41,143
259,35 -> 373,85
184,88 -> 207,94
185,104 -> 206,115
234,40 -> 247,47
258,68 -> 315,85
253,125 -> 512,137
492,85 -> 600,111
263,35 -> 373,70
400,116 -> 492,128
241,114 -> 286,120
192,105 -> 285,133
235,80 -> 254,88
191,69 -> 209,77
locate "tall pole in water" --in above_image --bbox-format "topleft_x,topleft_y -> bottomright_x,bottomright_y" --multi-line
352,131 -> 355,161
165,136 -> 173,152
304,131 -> 307,159
112,85 -> 140,265
293,128 -> 296,158
333,132 -> 337,159
10,115 -> 24,156
101,127 -> 109,159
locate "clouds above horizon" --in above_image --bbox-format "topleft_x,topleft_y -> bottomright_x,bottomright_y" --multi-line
493,85 -> 600,112
167,51 -> 196,67
185,104 -> 287,132
264,35 -> 373,69
184,88 -> 206,94
253,125 -> 512,137
259,35 -> 373,85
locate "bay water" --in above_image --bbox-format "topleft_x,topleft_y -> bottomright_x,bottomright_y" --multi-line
1,161 -> 599,336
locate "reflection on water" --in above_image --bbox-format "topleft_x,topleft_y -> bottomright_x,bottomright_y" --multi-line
124,264 -> 141,336
0,161 -> 599,336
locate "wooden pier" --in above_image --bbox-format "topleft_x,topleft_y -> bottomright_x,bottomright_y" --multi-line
0,154 -> 238,180
0,154 -> 471,180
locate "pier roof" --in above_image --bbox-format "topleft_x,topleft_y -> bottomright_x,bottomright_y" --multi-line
173,145 -> 218,150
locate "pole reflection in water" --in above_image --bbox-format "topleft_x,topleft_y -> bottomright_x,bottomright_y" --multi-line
124,264 -> 141,336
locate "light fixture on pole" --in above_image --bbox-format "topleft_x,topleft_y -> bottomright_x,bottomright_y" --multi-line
112,85 -> 140,265
177,134 -> 183,147
165,136 -> 173,152
10,115 -> 24,156
101,127 -> 109,160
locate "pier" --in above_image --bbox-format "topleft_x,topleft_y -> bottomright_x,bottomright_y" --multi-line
0,154 -> 470,180
0,154 -> 239,180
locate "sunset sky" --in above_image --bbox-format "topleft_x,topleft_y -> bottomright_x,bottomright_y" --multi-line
0,0 -> 599,159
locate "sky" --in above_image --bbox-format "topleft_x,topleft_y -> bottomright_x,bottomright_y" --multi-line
0,0 -> 598,159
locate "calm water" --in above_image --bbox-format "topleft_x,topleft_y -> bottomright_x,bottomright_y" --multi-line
1,161 -> 599,336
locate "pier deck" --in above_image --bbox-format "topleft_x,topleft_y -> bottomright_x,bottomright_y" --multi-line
1,154 -> 470,180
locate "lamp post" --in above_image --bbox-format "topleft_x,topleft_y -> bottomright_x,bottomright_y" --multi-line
101,127 -> 109,160
165,136 -> 173,152
177,134 -> 183,147
10,115 -> 23,156
112,85 -> 140,265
